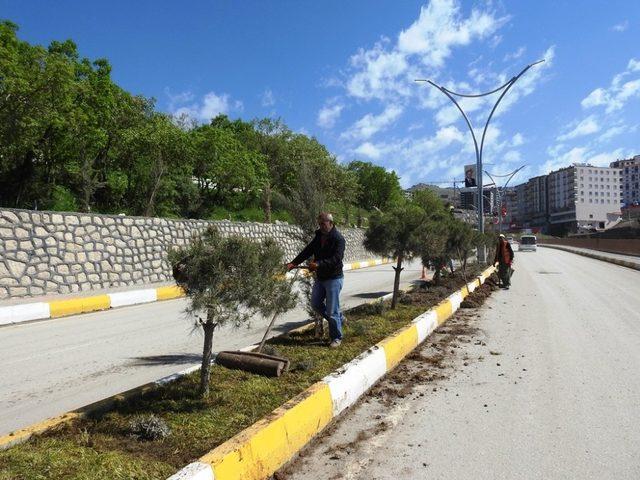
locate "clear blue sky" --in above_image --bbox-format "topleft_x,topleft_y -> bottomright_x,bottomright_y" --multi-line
3,0 -> 640,187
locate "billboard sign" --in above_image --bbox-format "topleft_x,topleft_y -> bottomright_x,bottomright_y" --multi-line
464,164 -> 477,188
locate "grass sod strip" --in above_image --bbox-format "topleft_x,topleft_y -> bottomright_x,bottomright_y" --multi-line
0,266 -> 487,480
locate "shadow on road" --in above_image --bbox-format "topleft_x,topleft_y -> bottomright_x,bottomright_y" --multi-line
353,291 -> 390,299
127,353 -> 202,366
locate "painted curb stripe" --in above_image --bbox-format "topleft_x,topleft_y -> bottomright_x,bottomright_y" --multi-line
0,302 -> 50,326
379,324 -> 419,370
109,289 -> 157,308
49,295 -> 111,318
412,310 -> 438,344
0,412 -> 80,450
323,347 -> 387,416
199,383 -> 333,480
156,285 -> 186,301
167,462 -> 214,480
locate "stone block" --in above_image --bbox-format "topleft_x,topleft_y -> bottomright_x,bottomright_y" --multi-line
80,282 -> 92,290
95,216 -> 105,225
80,216 -> 92,225
71,264 -> 83,274
77,252 -> 87,262
33,238 -> 43,248
57,264 -> 70,275
51,214 -> 63,224
54,231 -> 65,240
5,240 -> 17,251
2,211 -> 19,223
77,272 -> 87,282
15,251 -> 28,262
64,232 -> 73,241
70,284 -> 80,293
0,277 -> 19,286
10,286 -> 28,296
64,253 -> 76,263
0,227 -> 12,237
100,260 -> 111,271
88,274 -> 100,282
59,285 -> 71,294
45,237 -> 56,246
88,252 -> 101,262
19,275 -> 32,286
47,247 -> 58,255
66,216 -> 79,225
6,258 -> 26,277
20,240 -> 33,250
30,286 -> 44,295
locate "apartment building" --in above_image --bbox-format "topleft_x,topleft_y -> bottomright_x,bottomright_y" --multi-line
548,164 -> 622,234
524,175 -> 548,228
610,155 -> 640,206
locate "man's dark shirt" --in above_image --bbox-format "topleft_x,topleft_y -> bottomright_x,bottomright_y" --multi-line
292,227 -> 345,280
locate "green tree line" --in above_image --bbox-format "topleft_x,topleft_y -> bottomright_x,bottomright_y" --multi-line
0,21 -> 403,223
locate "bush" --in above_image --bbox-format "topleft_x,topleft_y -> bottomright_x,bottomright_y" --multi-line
128,415 -> 171,441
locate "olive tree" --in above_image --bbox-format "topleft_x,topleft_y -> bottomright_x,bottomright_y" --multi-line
168,226 -> 296,397
364,199 -> 427,308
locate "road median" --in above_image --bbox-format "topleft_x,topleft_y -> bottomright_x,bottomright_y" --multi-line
0,264 -> 494,480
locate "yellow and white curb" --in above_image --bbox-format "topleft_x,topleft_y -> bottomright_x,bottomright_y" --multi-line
0,285 -> 184,326
168,266 -> 495,480
539,244 -> 640,271
0,258 -> 392,326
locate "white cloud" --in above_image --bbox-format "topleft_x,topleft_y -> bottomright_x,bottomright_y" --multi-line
397,0 -> 505,65
261,89 -> 275,107
354,142 -> 383,159
557,115 -> 600,141
503,46 -> 525,62
344,0 -> 505,101
581,58 -> 640,113
541,145 -> 630,175
597,125 -> 627,142
511,133 -> 524,146
581,88 -> 608,108
612,21 -> 629,32
317,100 -> 345,129
342,104 -> 404,140
170,91 -> 240,122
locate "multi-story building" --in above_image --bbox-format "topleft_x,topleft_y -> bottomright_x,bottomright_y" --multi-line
524,175 -> 548,228
610,155 -> 640,206
547,164 -> 622,234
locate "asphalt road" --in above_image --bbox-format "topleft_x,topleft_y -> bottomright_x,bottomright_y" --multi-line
0,261 -> 422,436
284,247 -> 640,480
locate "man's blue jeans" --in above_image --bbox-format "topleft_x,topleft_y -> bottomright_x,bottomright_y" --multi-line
311,276 -> 344,341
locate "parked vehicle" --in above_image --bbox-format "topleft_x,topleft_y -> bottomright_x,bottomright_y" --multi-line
519,235 -> 537,251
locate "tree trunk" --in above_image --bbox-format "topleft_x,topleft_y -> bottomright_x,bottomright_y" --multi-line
390,254 -> 404,309
199,314 -> 216,397
262,183 -> 272,223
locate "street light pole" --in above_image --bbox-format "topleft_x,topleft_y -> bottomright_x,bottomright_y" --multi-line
484,164 -> 527,233
416,60 -> 544,263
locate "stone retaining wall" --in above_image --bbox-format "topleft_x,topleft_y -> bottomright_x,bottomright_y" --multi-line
0,208 -> 373,300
